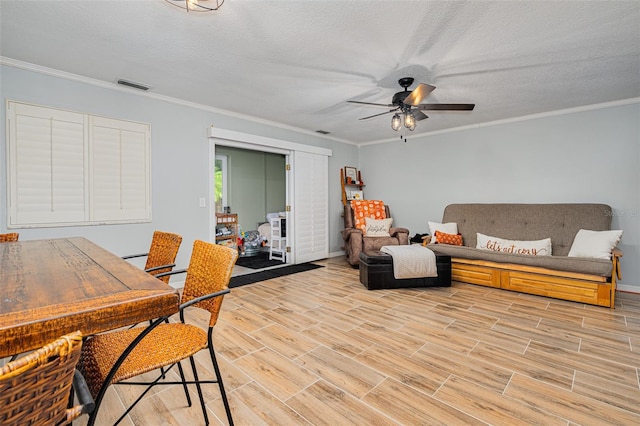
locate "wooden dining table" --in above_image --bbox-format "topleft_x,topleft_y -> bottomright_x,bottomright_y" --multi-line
0,237 -> 180,358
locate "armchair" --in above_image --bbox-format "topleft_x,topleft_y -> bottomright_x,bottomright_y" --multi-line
342,202 -> 409,267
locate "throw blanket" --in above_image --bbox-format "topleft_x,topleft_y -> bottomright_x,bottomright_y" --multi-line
380,245 -> 437,279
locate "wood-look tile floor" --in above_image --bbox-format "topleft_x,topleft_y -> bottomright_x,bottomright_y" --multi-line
81,257 -> 640,425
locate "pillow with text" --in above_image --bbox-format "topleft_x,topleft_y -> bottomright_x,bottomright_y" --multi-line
476,233 -> 551,256
364,217 -> 393,237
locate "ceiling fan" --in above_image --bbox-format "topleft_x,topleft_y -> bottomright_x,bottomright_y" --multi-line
348,77 -> 475,131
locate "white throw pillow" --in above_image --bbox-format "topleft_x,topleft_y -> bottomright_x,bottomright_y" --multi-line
428,221 -> 458,243
568,229 -> 623,259
476,232 -> 552,256
365,217 -> 393,237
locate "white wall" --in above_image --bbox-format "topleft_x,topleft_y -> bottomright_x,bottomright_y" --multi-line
0,64 -> 357,268
359,102 -> 640,291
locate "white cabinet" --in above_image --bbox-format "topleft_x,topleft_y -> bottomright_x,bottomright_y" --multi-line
269,217 -> 286,262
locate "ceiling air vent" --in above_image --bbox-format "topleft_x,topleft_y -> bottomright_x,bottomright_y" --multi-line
117,78 -> 151,91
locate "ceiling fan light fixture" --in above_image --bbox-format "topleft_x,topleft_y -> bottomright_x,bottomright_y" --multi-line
348,77 -> 474,133
165,0 -> 224,12
404,111 -> 416,131
391,113 -> 402,131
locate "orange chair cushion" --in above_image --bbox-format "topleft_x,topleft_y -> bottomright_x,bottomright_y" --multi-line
434,231 -> 463,246
351,200 -> 387,233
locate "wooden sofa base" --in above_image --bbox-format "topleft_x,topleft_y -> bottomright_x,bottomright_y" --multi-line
451,258 -> 614,308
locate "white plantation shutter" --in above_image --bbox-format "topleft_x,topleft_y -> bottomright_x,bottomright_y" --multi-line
7,101 -> 150,227
9,103 -> 87,225
293,151 -> 328,263
90,117 -> 150,222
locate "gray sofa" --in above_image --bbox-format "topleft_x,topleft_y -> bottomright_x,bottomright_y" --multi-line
425,203 -> 622,308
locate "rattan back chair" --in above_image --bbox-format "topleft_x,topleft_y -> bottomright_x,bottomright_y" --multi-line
122,230 -> 182,284
80,240 -> 238,426
0,233 -> 19,242
0,331 -> 94,426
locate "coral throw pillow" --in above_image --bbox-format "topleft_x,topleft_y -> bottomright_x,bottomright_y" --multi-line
351,200 -> 386,233
434,231 -> 463,246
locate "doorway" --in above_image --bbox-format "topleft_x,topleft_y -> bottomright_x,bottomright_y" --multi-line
209,128 -> 331,267
214,146 -> 288,273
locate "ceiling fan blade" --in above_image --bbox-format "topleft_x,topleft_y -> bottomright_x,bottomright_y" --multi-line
359,109 -> 398,120
403,83 -> 436,106
414,110 -> 428,121
348,100 -> 395,107
416,103 -> 475,111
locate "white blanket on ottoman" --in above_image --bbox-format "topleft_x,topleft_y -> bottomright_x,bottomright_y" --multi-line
380,245 -> 438,279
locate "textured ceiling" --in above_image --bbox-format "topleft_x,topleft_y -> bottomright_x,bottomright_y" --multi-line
1,0 -> 639,144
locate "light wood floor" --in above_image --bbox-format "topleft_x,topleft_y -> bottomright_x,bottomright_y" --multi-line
82,256 -> 640,425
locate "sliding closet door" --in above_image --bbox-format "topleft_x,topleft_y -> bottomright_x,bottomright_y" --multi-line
293,151 -> 328,263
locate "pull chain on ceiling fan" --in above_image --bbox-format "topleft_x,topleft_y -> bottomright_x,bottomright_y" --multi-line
347,77 -> 475,132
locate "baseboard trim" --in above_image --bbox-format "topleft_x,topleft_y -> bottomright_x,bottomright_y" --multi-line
616,284 -> 640,294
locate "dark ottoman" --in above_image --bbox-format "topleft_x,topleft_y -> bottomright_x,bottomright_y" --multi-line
359,250 -> 451,290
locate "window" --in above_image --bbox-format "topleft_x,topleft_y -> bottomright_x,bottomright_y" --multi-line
6,101 -> 151,227
214,155 -> 228,213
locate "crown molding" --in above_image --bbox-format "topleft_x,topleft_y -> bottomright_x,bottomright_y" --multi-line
3,57 -> 637,149
360,97 -> 640,147
0,56 -> 355,146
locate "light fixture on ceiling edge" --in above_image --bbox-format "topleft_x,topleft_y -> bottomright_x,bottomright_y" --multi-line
117,78 -> 151,91
165,0 -> 224,12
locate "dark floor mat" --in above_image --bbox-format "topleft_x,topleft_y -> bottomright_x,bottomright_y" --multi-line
229,263 -> 324,288
235,251 -> 285,269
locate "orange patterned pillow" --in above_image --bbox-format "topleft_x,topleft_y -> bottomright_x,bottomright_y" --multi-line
435,231 -> 463,246
351,200 -> 386,233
